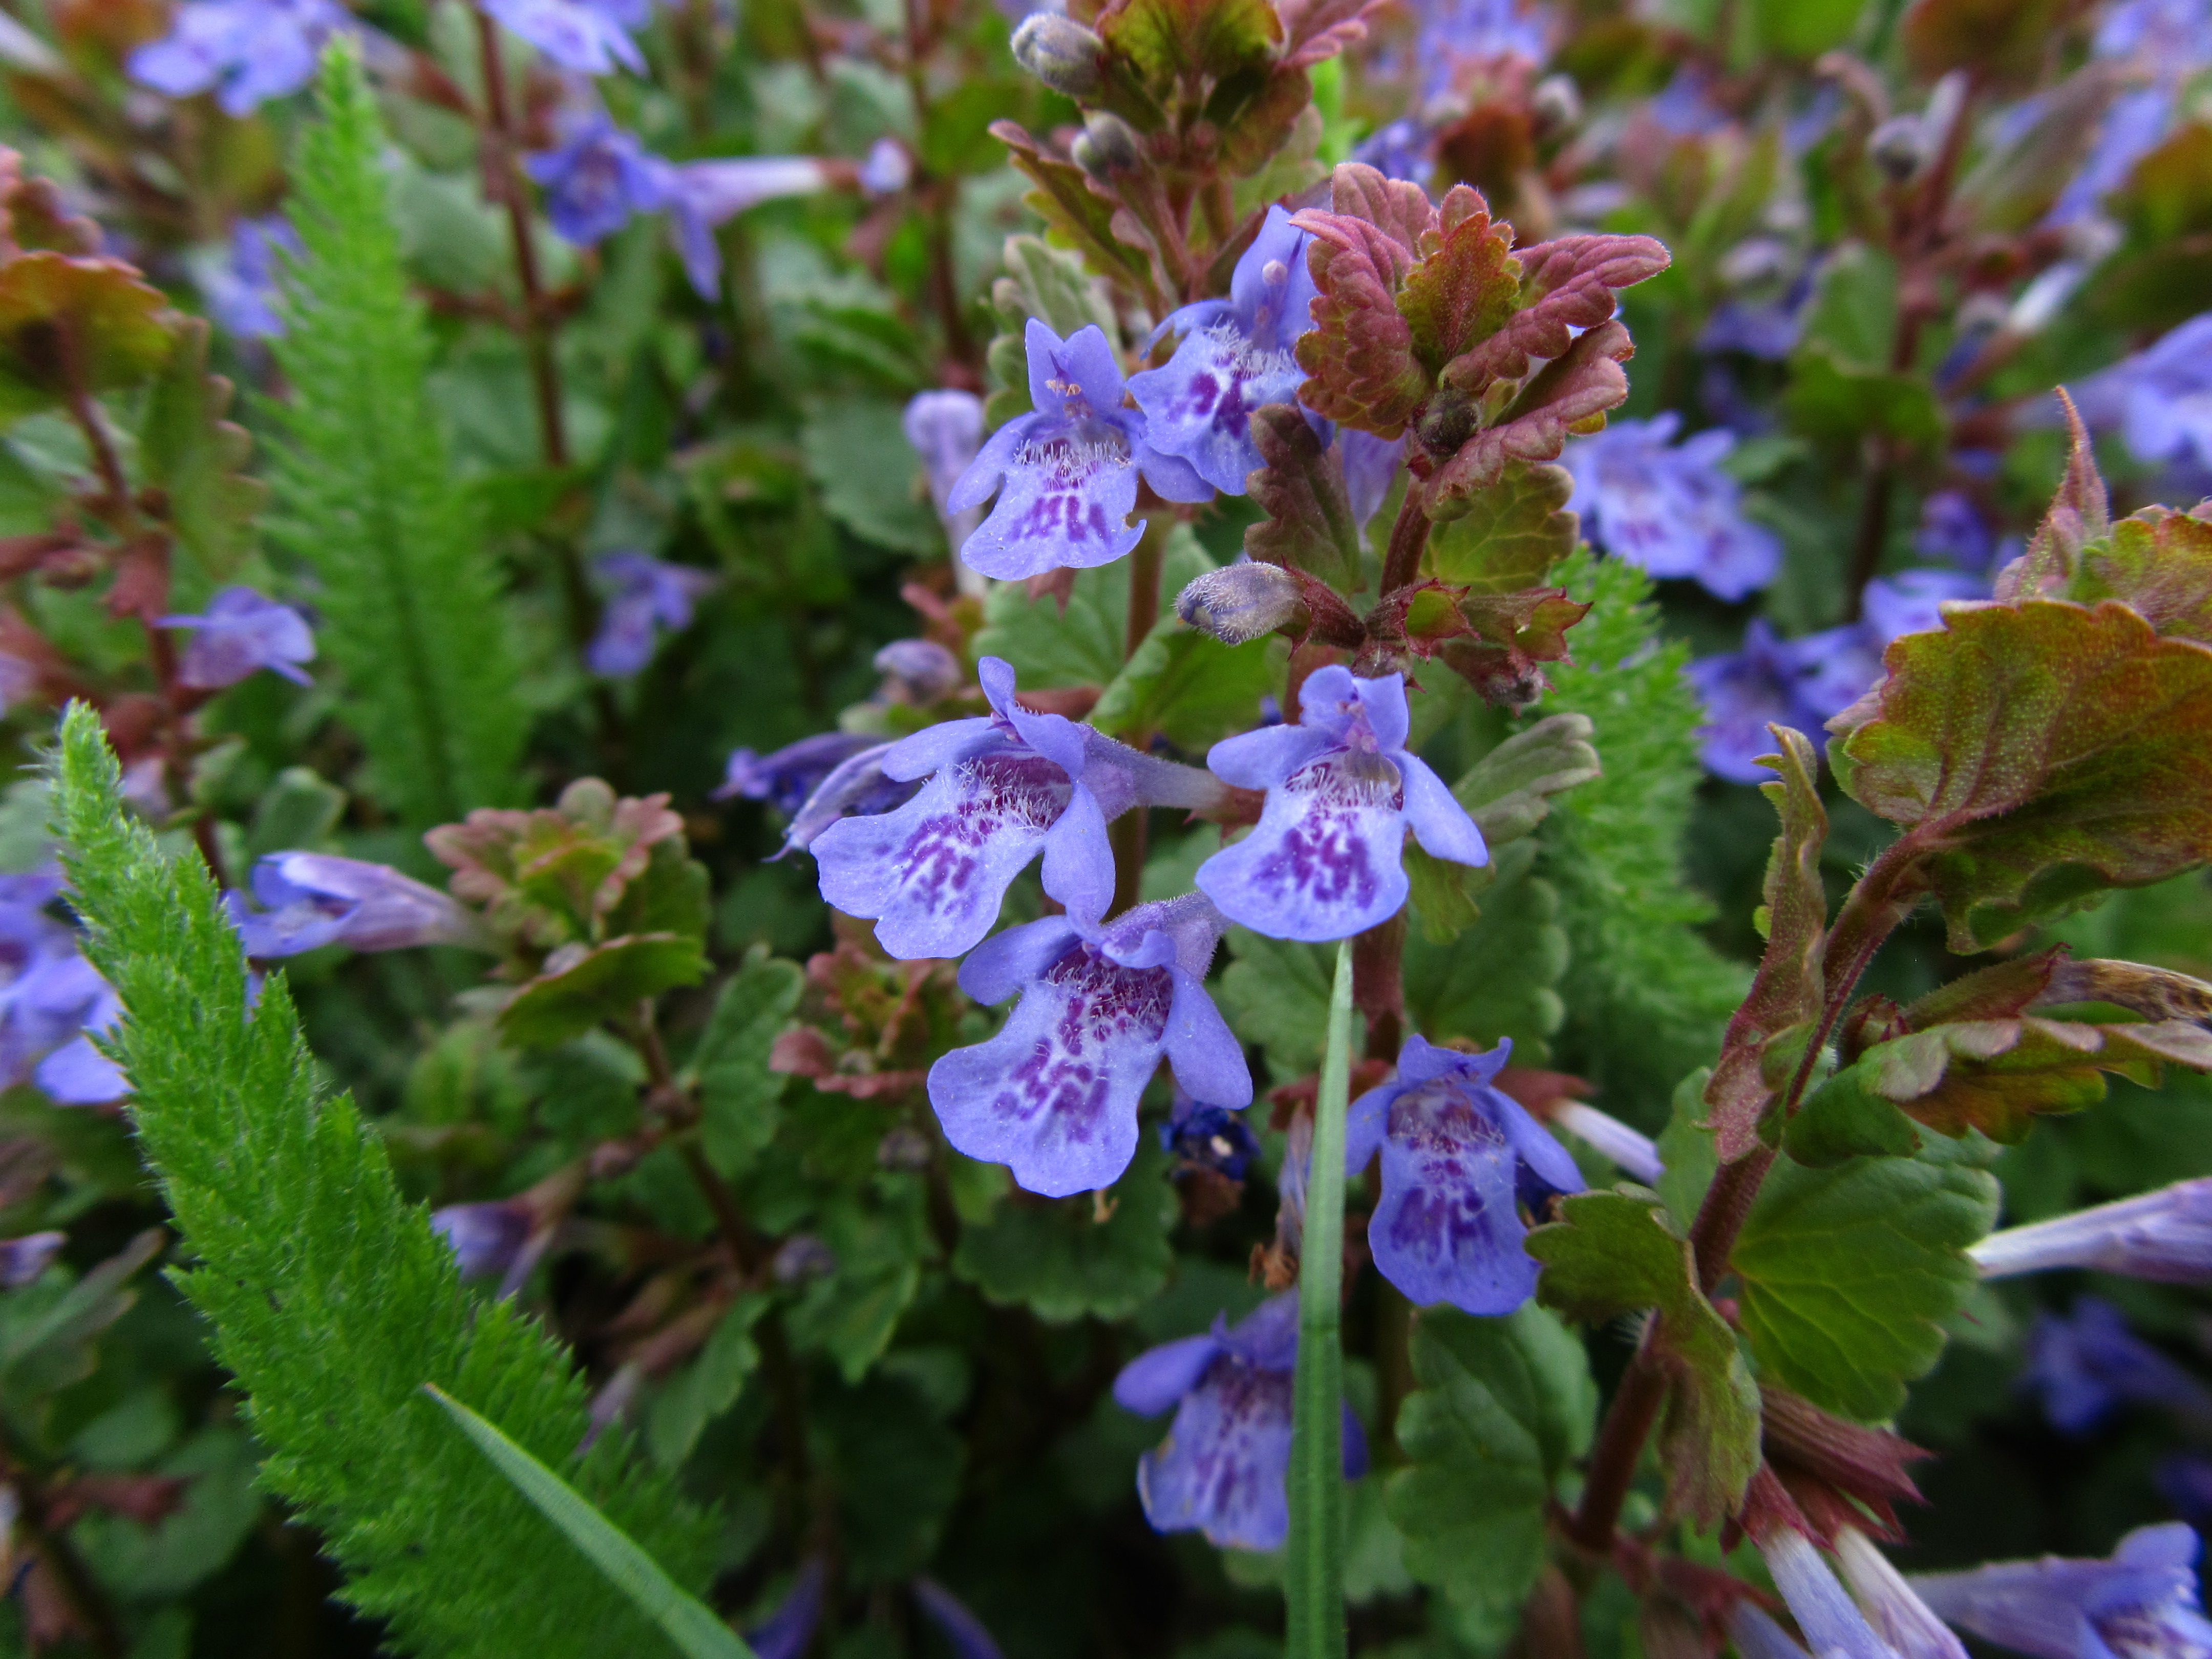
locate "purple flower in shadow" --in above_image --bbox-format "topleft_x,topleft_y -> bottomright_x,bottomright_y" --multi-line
912,1579 -> 1003,1659
525,113 -> 668,245
1197,666 -> 1486,942
1915,488 -> 1997,572
812,655 -> 1222,960
1128,206 -> 1322,494
2019,1296 -> 2212,1435
0,1230 -> 63,1288
947,320 -> 1211,580
1162,1083 -> 1261,1180
1908,1522 -> 2212,1659
718,732 -> 881,817
660,156 -> 832,297
1113,1294 -> 1368,1549
128,0 -> 352,114
200,215 -> 300,340
586,552 -> 716,676
1563,413 -> 1780,601
748,1559 -> 828,1659
1344,1035 -> 1582,1313
430,1199 -> 536,1283
480,0 -> 648,75
929,893 -> 1249,1197
226,852 -> 491,959
160,586 -> 315,689
0,869 -> 127,1105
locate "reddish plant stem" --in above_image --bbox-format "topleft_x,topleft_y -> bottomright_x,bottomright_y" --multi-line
1564,834 -> 1930,1552
471,11 -> 569,472
1379,482 -> 1431,599
0,1418 -> 125,1657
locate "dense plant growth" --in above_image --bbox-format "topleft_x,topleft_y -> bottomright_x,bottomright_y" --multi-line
3,0 -> 2212,1652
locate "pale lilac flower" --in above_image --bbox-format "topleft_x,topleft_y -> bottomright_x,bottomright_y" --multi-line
430,1199 -> 535,1282
812,655 -> 1222,960
1974,1179 -> 2212,1282
947,321 -> 1211,580
585,552 -> 716,676
1197,666 -> 1486,942
2018,1295 -> 2212,1435
525,113 -> 668,245
2067,313 -> 2212,472
1862,568 -> 1988,642
874,639 -> 962,704
1915,489 -> 1997,572
1908,1522 -> 2212,1659
1128,206 -> 1321,494
128,0 -> 352,114
660,156 -> 832,297
1755,1526 -> 1905,1659
1554,1099 -> 1662,1184
199,215 -> 299,340
160,586 -> 315,689
749,1560 -> 828,1659
912,1580 -> 1003,1659
718,732 -> 880,815
857,138 -> 911,196
1410,0 -> 1548,95
1563,413 -> 1780,600
1688,620 -> 1857,783
906,389 -> 988,557
1836,1528 -> 1969,1659
0,1231 -> 63,1288
1349,119 -> 1433,185
226,852 -> 490,958
1729,1605 -> 1815,1659
772,740 -> 920,856
1114,1294 -> 1367,1549
928,894 -> 1249,1196
1341,430 -> 1407,539
1344,1036 -> 1583,1313
480,0 -> 648,76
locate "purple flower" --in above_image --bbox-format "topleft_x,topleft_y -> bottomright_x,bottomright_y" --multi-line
857,138 -> 911,197
1862,568 -> 1988,643
1754,1527 -> 1904,1659
1128,206 -> 1321,495
0,1230 -> 63,1287
912,1580 -> 1003,1659
1350,118 -> 1434,184
1562,413 -> 1781,601
748,1560 -> 828,1659
874,639 -> 962,705
660,156 -> 832,298
1113,1294 -> 1368,1550
905,389 -> 988,555
1727,1605 -> 1815,1659
127,0 -> 351,114
1915,488 -> 1997,572
1835,1527 -> 1970,1659
525,114 -> 668,245
718,731 -> 880,816
160,586 -> 315,689
1343,1035 -> 1582,1313
946,321 -> 1211,580
1908,1522 -> 2212,1659
1341,430 -> 1407,539
1161,1083 -> 1262,1180
1553,1099 -> 1662,1184
1197,666 -> 1486,942
226,852 -> 491,959
2018,1296 -> 2212,1435
773,741 -> 921,856
1700,297 -> 1804,360
1408,0 -> 1548,95
0,874 -> 128,1104
812,655 -> 1223,960
585,552 -> 716,676
2069,313 -> 2212,472
199,215 -> 299,341
430,1199 -> 536,1282
1972,1178 -> 2212,1283
480,0 -> 647,76
929,894 -> 1250,1196
1686,620 -> 1844,784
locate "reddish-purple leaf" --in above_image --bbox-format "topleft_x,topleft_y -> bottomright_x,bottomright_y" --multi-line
1425,318 -> 1634,507
1995,389 -> 2109,603
1292,167 -> 1433,434
1243,401 -> 1364,591
1395,184 -> 1518,375
1440,232 -> 1670,397
1275,0 -> 1391,65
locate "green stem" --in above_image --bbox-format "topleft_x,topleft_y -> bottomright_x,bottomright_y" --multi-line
1285,939 -> 1355,1659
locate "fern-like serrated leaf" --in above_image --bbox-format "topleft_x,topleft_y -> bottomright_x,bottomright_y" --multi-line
51,703 -> 719,1658
265,45 -> 525,830
1537,550 -> 1749,1124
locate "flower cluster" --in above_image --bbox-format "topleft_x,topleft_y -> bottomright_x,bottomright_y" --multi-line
1562,412 -> 1782,601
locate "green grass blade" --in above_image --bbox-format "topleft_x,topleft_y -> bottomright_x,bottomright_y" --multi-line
426,1388 -> 756,1659
1284,938 -> 1354,1659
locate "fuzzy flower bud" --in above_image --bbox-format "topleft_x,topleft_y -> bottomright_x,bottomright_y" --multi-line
1176,562 -> 1306,646
1971,1177 -> 2212,1283
1073,111 -> 1141,178
1011,13 -> 1105,96
1868,115 -> 1930,183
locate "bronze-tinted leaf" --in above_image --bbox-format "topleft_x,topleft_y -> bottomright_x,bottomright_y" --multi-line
0,251 -> 176,420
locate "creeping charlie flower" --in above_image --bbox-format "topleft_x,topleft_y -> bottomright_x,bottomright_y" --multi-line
1112,1294 -> 1368,1550
904,389 -> 988,558
928,893 -> 1250,1197
946,321 -> 1211,580
585,552 -> 716,677
1972,1177 -> 2212,1283
1754,1527 -> 1906,1659
525,113 -> 669,245
2018,1296 -> 2212,1435
226,852 -> 492,959
1197,667 -> 1486,942
1908,1522 -> 2212,1659
197,215 -> 300,341
160,586 -> 315,690
1127,206 -> 1322,494
1344,1035 -> 1583,1314
812,656 -> 1223,960
128,0 -> 353,115
718,731 -> 881,817
480,0 -> 649,76
659,156 -> 835,297
0,1230 -> 63,1288
1834,1528 -> 1969,1659
1562,412 -> 1781,601
2069,312 -> 2212,474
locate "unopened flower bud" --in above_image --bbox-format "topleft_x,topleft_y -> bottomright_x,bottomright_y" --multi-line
1718,235 -> 1791,289
773,1233 -> 838,1285
874,639 -> 963,705
1176,562 -> 1306,646
431,1199 -> 535,1283
1073,111 -> 1140,179
1868,115 -> 1929,183
1530,74 -> 1581,137
877,1124 -> 933,1171
1011,13 -> 1105,98
0,1230 -> 64,1288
